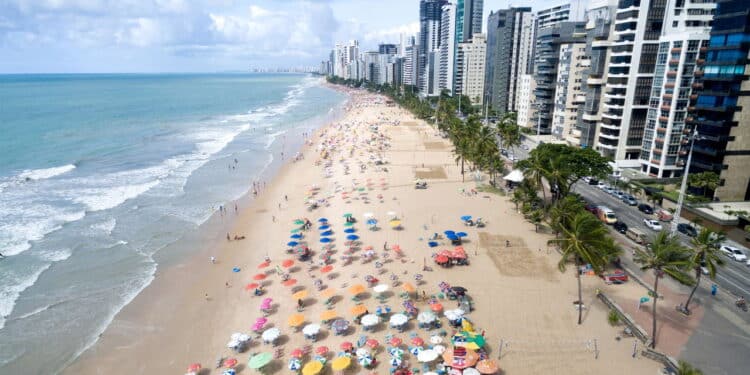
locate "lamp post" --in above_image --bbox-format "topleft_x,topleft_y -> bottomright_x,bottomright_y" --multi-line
671,129 -> 701,234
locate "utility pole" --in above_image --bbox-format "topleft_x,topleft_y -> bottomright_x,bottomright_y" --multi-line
671,129 -> 700,234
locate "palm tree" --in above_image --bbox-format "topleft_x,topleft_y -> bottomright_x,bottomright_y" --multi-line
675,360 -> 703,375
549,212 -> 621,324
519,154 -> 549,207
633,231 -> 693,348
529,209 -> 544,232
548,196 -> 584,236
683,228 -> 725,313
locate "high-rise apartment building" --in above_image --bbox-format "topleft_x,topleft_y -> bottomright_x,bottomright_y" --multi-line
379,44 -> 398,55
484,7 -> 535,115
456,34 -> 487,104
552,41 -> 588,143
517,74 -> 536,127
688,0 -> 750,200
439,3 -> 457,93
456,0 -> 484,43
536,1 -> 586,30
419,0 -> 448,96
639,0 -> 715,177
402,36 -> 418,86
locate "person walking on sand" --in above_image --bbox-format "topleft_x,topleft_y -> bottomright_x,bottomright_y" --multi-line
227,233 -> 231,241
505,240 -> 510,247
210,256 -> 216,264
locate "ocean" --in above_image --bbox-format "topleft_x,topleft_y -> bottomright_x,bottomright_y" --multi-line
0,73 -> 346,374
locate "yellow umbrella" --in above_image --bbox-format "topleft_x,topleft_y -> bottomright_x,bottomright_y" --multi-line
348,284 -> 366,296
320,288 -> 336,298
401,283 -> 415,293
331,356 -> 351,371
320,310 -> 338,321
350,305 -> 368,316
302,360 -> 324,375
462,318 -> 475,332
389,220 -> 401,227
292,290 -> 309,300
288,313 -> 305,327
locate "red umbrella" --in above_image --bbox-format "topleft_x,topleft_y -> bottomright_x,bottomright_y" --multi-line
244,283 -> 260,291
253,273 -> 267,281
283,278 -> 297,287
430,303 -> 444,312
316,346 -> 330,355
257,261 -> 270,269
392,244 -> 401,251
435,255 -> 449,263
364,245 -> 374,251
340,341 -> 354,351
411,337 -> 424,346
320,265 -> 333,273
290,348 -> 304,358
187,363 -> 201,373
365,338 -> 379,349
223,358 -> 238,368
389,336 -> 402,346
282,259 -> 295,268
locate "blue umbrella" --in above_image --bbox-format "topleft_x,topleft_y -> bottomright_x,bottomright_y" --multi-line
346,234 -> 359,241
460,215 -> 472,221
428,241 -> 438,248
321,230 -> 334,236
318,218 -> 328,223
290,234 -> 303,239
456,232 -> 468,238
287,241 -> 299,247
446,234 -> 458,241
232,267 -> 241,273
444,230 -> 456,236
320,237 -> 333,243
319,225 -> 331,231
366,219 -> 378,225
344,228 -> 356,234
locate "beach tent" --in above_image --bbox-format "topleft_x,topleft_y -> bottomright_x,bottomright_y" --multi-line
503,169 -> 524,183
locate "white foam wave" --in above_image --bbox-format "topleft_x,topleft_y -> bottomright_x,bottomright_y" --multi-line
0,263 -> 52,331
73,180 -> 161,212
0,207 -> 85,257
90,218 -> 116,235
37,248 -> 73,262
18,164 -> 76,181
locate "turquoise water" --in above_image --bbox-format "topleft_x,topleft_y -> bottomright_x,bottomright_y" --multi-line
0,73 -> 346,374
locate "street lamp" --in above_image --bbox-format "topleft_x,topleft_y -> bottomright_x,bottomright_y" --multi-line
671,128 -> 703,234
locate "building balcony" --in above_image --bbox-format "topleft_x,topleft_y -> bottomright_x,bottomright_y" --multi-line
692,82 -> 703,89
587,77 -> 604,85
665,82 -> 675,88
663,93 -> 673,100
671,48 -> 682,53
651,159 -> 661,165
655,137 -> 665,143
667,71 -> 677,77
602,112 -> 623,121
660,104 -> 671,111
694,70 -> 703,77
582,113 -> 601,122
653,148 -> 662,155
599,132 -> 620,139
591,40 -> 612,48
597,142 -> 617,150
658,116 -> 669,123
669,59 -> 680,66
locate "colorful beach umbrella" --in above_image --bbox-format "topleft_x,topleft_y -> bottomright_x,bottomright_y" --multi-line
283,278 -> 298,287
253,273 -> 267,281
287,241 -> 299,247
320,238 -> 332,244
315,346 -> 330,355
365,338 -> 379,349
257,261 -> 270,269
331,356 -> 351,371
348,284 -> 366,296
247,352 -> 273,369
346,234 -> 359,241
244,283 -> 259,291
290,234 -> 303,239
460,215 -> 472,221
294,219 -> 305,225
401,283 -> 415,293
342,213 -> 353,218
320,265 -> 333,273
343,221 -> 354,227
282,259 -> 295,268
343,228 -> 356,233
320,310 -> 338,321
223,358 -> 238,368
476,359 -> 500,374
290,348 -> 304,358
319,225 -> 331,230
318,218 -> 328,223
350,305 -> 368,316
292,290 -> 309,300
321,230 -> 334,236
187,363 -> 201,373
340,341 -> 354,351
302,360 -> 324,375
290,228 -> 301,233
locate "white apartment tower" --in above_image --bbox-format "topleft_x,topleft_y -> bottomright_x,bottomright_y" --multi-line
536,1 -> 586,30
439,3 -> 457,93
456,33 -> 487,104
552,42 -> 588,144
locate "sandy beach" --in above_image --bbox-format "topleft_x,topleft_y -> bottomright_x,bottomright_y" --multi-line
66,88 -> 662,375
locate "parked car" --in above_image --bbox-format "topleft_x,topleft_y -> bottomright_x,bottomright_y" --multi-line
597,181 -> 607,189
521,144 -> 530,151
601,269 -> 629,284
643,219 -> 663,231
622,195 -> 638,206
656,209 -> 673,222
638,204 -> 654,215
700,261 -> 709,275
612,191 -> 626,199
584,204 -> 598,213
677,223 -> 698,237
588,178 -> 599,186
613,221 -> 628,234
720,245 -> 748,262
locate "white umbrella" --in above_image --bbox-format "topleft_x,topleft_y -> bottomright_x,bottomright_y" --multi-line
361,314 -> 380,327
227,340 -> 239,348
503,169 -> 524,183
432,344 -> 446,354
363,212 -> 374,218
389,313 -> 408,326
444,309 -> 464,321
386,211 -> 397,217
463,368 -> 481,375
417,311 -> 437,324
373,284 -> 389,294
302,324 -> 321,336
355,348 -> 370,358
429,335 -> 443,344
261,327 -> 280,342
417,349 -> 439,363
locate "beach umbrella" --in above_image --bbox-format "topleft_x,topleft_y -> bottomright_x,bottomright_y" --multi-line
373,284 -> 389,294
476,359 -> 500,374
290,234 -> 303,239
255,317 -> 268,326
187,363 -> 201,373
363,212 -> 374,218
343,228 -> 356,234
223,358 -> 238,368
315,345 -> 330,356
331,356 -> 351,371
401,283 -> 415,293
320,265 -> 333,274
389,220 -> 401,228
346,234 -> 359,241
429,335 -> 443,345
366,219 -> 377,225
446,234 -> 458,240
287,241 -> 299,247
290,348 -> 304,358
435,255 -> 449,263
244,282 -> 260,291
460,215 -> 472,221
282,259 -> 295,268
389,313 -> 408,327
411,337 -> 424,346
320,310 -> 338,321
456,232 -> 468,238
350,305 -> 368,316
365,338 -> 379,349
283,279 -> 298,287
417,311 -> 437,324
320,238 -> 332,244
292,290 -> 309,300
355,347 -> 371,358
343,213 -> 353,218
340,341 -> 354,351
441,348 -> 479,369
294,219 -> 305,225
222,369 -> 236,375
430,303 -> 443,312
361,314 -> 380,327
321,230 -> 334,236
291,228 -> 301,233
389,357 -> 402,367
343,221 -> 354,227
444,309 -> 465,321
320,288 -> 335,299
417,349 -> 439,363
388,347 -> 405,357
247,352 -> 273,369
303,323 -> 321,336
253,273 -> 267,281
444,230 -> 456,236
302,360 -> 324,375
463,368 -> 481,375
452,286 -> 468,294
261,328 -> 280,343
257,261 -> 270,269
331,319 -> 349,334
318,218 -> 328,223
348,284 -> 366,296
288,358 -> 302,371
428,241 -> 438,247
432,344 -> 446,354
319,224 -> 331,230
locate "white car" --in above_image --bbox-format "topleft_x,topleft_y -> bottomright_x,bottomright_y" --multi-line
720,245 -> 748,262
597,181 -> 607,189
643,219 -> 663,231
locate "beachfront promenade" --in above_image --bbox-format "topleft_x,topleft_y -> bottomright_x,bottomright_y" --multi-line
66,89 -> 662,374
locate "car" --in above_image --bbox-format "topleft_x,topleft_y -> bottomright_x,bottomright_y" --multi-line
500,149 -> 508,156
597,181 -> 607,189
602,186 -> 614,194
584,203 -> 598,213
613,221 -> 628,234
613,191 -> 626,199
601,269 -> 629,284
582,176 -> 591,183
677,223 -> 698,237
521,144 -> 530,151
643,219 -> 663,231
638,204 -> 654,214
700,261 -> 709,275
588,178 -> 599,186
622,195 -> 638,206
720,245 -> 748,262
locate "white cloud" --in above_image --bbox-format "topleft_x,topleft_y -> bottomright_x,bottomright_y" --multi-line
362,21 -> 419,44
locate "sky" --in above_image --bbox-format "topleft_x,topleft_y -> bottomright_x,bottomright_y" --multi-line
0,0 -> 563,73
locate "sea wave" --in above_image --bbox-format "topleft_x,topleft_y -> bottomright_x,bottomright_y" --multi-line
0,263 -> 52,331
18,164 -> 76,181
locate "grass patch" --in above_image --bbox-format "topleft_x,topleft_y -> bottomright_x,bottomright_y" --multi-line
476,184 -> 506,196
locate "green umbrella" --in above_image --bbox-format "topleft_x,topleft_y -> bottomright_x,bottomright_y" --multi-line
342,213 -> 353,218
290,228 -> 301,233
343,222 -> 354,227
357,187 -> 366,192
294,219 -> 305,225
248,352 -> 273,369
